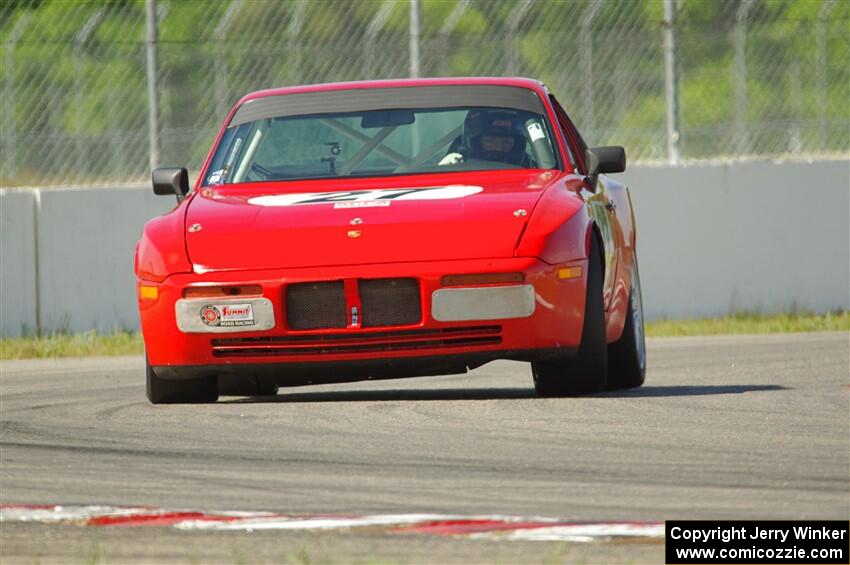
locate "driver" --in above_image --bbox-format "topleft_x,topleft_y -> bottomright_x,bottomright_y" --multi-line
439,110 -> 528,166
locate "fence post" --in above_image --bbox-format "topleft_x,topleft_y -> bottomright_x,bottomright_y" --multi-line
145,0 -> 160,171
662,0 -> 680,164
789,61 -> 802,154
110,88 -> 126,177
74,9 -> 106,182
3,14 -> 30,183
581,0 -> 603,140
366,0 -> 396,79
439,0 -> 470,76
817,0 -> 837,151
214,2 -> 240,119
409,0 -> 421,78
287,1 -> 307,84
2,41 -> 16,183
507,0 -> 534,75
733,0 -> 754,157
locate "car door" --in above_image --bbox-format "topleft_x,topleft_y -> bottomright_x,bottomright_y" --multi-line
549,96 -> 619,311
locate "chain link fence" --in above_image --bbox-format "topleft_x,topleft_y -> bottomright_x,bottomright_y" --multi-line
1,0 -> 847,187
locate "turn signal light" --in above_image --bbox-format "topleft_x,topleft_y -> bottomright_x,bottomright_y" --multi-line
139,285 -> 159,301
441,272 -> 525,286
183,285 -> 263,298
556,266 -> 582,280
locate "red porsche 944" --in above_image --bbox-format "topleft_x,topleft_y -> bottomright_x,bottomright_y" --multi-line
137,77 -> 645,403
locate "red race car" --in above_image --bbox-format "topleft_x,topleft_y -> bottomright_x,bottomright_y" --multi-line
137,77 -> 645,403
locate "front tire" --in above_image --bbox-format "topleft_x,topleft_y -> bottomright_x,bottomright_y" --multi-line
146,361 -> 218,404
532,235 -> 608,396
607,255 -> 646,389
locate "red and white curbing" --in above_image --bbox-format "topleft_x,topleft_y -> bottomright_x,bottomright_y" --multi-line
0,504 -> 663,542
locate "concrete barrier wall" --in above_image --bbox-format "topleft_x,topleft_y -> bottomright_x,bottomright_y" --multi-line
0,160 -> 847,336
622,160 -> 850,319
0,190 -> 38,335
35,187 -> 173,333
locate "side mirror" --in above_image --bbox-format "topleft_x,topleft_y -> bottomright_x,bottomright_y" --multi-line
586,146 -> 626,175
152,167 -> 189,201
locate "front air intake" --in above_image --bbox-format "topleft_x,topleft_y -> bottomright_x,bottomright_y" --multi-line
359,278 -> 421,328
211,326 -> 503,358
285,281 -> 347,330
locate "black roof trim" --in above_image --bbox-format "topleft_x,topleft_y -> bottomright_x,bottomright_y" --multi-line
229,85 -> 546,126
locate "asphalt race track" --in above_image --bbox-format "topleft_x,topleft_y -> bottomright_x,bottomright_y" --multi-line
1,332 -> 848,563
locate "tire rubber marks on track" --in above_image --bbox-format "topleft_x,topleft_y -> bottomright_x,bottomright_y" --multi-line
0,504 -> 663,542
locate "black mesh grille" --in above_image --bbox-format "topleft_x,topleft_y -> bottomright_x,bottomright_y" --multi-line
359,278 -> 421,328
286,281 -> 347,330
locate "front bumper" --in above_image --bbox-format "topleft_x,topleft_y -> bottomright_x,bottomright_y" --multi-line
139,256 -> 588,378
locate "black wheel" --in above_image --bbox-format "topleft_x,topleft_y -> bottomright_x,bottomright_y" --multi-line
532,235 -> 608,396
217,374 -> 279,397
607,254 -> 647,389
146,361 -> 218,404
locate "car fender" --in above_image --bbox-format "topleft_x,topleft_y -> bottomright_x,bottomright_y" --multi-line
596,175 -> 635,343
518,174 -> 635,345
136,204 -> 192,283
604,177 -> 636,251
514,173 -> 593,264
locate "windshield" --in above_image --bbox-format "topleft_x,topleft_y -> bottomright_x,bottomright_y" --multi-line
203,106 -> 559,185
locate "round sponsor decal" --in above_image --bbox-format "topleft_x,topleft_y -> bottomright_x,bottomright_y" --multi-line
200,305 -> 221,326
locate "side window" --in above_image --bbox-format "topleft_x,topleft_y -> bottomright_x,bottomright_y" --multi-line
204,123 -> 252,185
549,95 -> 588,175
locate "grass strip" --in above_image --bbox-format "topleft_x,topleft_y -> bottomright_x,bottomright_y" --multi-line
0,312 -> 846,360
0,330 -> 143,360
645,311 -> 848,337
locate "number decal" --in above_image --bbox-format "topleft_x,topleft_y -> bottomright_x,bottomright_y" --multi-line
247,185 -> 483,207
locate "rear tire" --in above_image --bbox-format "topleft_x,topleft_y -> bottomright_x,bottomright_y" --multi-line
607,255 -> 647,389
146,361 -> 218,404
532,235 -> 608,396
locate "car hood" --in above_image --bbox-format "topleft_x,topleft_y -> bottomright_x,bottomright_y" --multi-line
185,170 -> 558,272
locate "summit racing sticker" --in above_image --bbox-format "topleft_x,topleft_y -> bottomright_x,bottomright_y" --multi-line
200,304 -> 255,327
247,185 -> 483,207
